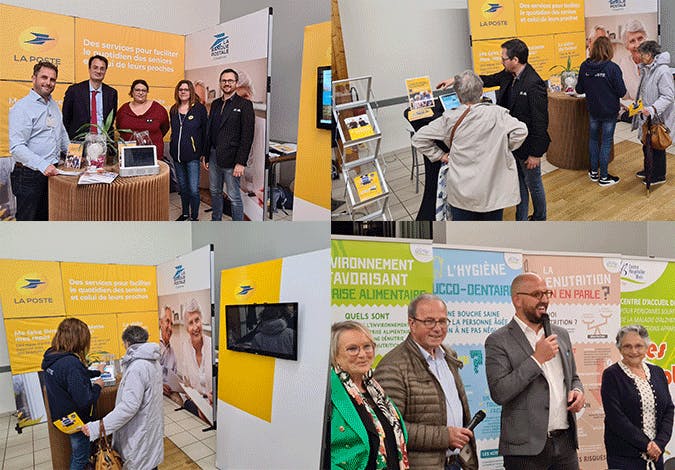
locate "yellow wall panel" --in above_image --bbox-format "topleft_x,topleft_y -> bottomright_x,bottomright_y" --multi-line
468,0 -> 517,41
4,317 -> 63,374
0,259 -> 65,318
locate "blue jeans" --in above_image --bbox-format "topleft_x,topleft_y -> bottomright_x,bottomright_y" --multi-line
516,158 -> 546,221
450,206 -> 503,221
174,159 -> 200,219
208,155 -> 243,221
69,431 -> 91,470
588,117 -> 616,179
10,165 -> 49,221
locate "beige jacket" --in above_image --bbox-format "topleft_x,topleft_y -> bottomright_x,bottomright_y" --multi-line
373,334 -> 478,470
412,102 -> 527,213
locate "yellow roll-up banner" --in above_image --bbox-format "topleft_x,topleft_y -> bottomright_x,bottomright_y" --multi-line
0,260 -> 65,318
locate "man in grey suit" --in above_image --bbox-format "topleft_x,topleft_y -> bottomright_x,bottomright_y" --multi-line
485,273 -> 585,469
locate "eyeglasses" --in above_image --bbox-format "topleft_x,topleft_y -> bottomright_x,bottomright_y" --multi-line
220,79 -> 236,84
133,89 -> 148,93
501,56 -> 512,62
620,343 -> 646,351
516,290 -> 553,300
411,317 -> 449,328
178,88 -> 190,92
344,344 -> 374,356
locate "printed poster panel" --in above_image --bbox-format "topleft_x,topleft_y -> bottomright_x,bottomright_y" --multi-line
522,35 -> 557,80
13,372 -> 47,429
156,245 -> 214,424
524,253 -> 622,470
60,262 -> 157,315
554,32 -> 586,72
74,18 -> 184,87
468,0 -> 517,41
116,311 -> 160,346
620,258 -> 675,460
331,238 -> 434,358
69,313 -> 121,359
471,39 -> 509,80
434,247 -> 523,469
185,9 -> 271,221
515,1 -> 585,36
4,317 -> 62,374
0,259 -> 65,318
0,4 -> 75,82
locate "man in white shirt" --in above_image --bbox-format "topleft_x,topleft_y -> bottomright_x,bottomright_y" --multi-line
485,273 -> 585,469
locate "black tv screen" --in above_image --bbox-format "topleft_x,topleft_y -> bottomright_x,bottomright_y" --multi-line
225,302 -> 298,360
317,66 -> 332,129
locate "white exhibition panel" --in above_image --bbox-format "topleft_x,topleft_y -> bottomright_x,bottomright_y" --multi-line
156,245 -> 213,296
292,197 -> 331,221
585,0 -> 658,16
216,248 -> 330,470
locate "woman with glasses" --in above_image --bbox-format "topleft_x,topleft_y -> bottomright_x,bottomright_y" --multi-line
601,325 -> 673,470
329,321 -> 409,469
169,80 -> 208,221
116,79 -> 170,161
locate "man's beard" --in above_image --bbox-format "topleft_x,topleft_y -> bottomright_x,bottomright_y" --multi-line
523,303 -> 547,324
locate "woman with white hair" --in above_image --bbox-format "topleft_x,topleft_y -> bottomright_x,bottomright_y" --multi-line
183,297 -> 213,404
601,325 -> 673,470
412,70 -> 528,220
618,19 -> 648,100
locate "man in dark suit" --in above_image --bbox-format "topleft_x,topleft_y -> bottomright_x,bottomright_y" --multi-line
485,272 -> 585,469
62,55 -> 118,141
202,68 -> 255,221
437,39 -> 550,221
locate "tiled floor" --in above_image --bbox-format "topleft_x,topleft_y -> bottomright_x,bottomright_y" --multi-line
0,397 -> 217,470
168,192 -> 292,221
331,121 -> 663,221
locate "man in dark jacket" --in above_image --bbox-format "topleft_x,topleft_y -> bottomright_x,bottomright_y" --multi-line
202,68 -> 255,221
438,39 -> 550,221
374,293 -> 478,470
62,55 -> 118,140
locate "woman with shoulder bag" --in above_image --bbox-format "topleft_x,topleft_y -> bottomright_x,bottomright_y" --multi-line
633,41 -> 674,186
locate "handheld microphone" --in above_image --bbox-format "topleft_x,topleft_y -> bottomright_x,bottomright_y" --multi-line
466,410 -> 486,431
459,410 -> 486,459
542,313 -> 552,338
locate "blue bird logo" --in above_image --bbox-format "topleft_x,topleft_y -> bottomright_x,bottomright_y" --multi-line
237,285 -> 254,295
22,278 -> 46,289
484,3 -> 503,13
210,33 -> 229,51
24,32 -> 55,46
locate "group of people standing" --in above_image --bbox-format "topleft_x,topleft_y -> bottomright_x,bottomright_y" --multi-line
8,54 -> 255,221
328,275 -> 674,470
411,29 -> 672,222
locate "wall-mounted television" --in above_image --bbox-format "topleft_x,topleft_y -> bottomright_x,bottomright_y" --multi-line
317,66 -> 332,130
225,302 -> 298,360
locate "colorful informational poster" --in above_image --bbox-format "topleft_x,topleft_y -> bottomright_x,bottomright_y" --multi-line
184,8 -> 272,221
524,253 -> 622,469
156,245 -> 214,424
3,317 -> 62,374
405,76 -> 435,121
468,0 -> 585,81
60,262 -> 157,315
74,18 -> 184,87
345,113 -> 376,140
0,259 -> 65,318
620,257 -> 675,461
331,238 -> 434,357
0,4 -> 76,82
13,372 -> 47,429
434,246 -> 523,469
353,171 -> 383,202
70,313 -> 121,359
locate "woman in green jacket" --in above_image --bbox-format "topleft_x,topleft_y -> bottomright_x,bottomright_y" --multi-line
329,321 -> 409,470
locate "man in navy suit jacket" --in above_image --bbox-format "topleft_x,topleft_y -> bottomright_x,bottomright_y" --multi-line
203,68 -> 255,221
62,55 -> 118,141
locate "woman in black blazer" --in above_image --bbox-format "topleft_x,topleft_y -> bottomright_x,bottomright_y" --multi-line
601,325 -> 674,469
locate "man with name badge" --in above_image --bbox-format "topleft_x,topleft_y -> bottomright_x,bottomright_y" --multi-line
9,61 -> 69,220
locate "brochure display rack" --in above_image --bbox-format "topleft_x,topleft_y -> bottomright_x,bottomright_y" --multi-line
332,76 -> 390,221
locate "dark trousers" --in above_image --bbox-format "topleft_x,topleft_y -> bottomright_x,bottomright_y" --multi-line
503,429 -> 579,470
10,164 -> 49,221
416,157 -> 441,221
607,453 -> 663,470
450,206 -> 504,221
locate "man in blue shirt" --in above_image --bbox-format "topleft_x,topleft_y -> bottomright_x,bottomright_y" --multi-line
9,61 -> 69,220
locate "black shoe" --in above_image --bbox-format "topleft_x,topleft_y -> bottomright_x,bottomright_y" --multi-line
190,217 -> 199,221
636,170 -> 646,179
175,214 -> 189,221
588,170 -> 599,182
598,174 -> 620,186
643,176 -> 666,186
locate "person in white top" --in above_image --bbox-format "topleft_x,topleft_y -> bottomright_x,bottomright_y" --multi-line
485,272 -> 585,469
183,298 -> 213,404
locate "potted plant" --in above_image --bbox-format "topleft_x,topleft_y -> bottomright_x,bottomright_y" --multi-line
72,110 -> 130,168
549,56 -> 579,93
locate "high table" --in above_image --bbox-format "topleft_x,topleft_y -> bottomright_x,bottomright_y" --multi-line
43,382 -> 119,469
547,91 -> 614,170
48,161 -> 170,220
